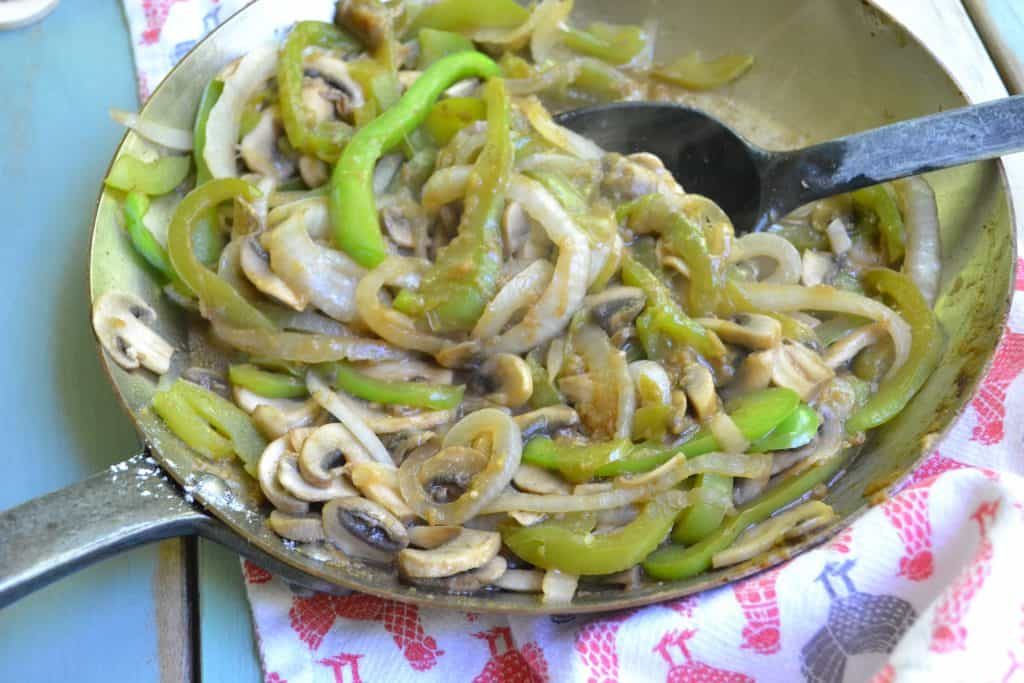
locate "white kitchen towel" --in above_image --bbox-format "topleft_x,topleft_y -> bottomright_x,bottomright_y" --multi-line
121,2 -> 1024,681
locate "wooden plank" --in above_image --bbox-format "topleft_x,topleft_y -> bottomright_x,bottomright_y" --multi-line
0,2 -> 192,682
198,541 -> 263,683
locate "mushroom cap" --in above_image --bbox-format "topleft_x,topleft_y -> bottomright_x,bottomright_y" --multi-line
240,235 -> 308,311
257,437 -> 309,516
299,422 -> 374,486
480,353 -> 533,407
584,286 -> 646,336
277,453 -> 357,502
323,497 -> 409,559
397,527 -> 501,579
268,509 -> 325,542
696,313 -> 782,351
92,291 -> 175,375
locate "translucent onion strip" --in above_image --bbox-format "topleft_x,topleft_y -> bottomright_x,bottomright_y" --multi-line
520,96 -> 603,160
421,165 -> 473,211
306,373 -> 392,464
895,177 -> 942,306
730,233 -> 801,284
735,281 -> 911,376
211,321 -> 405,363
355,256 -> 449,354
110,109 -> 193,151
473,259 -> 554,340
711,500 -> 836,568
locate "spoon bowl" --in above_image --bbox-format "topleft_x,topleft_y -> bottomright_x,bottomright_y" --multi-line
557,96 -> 1024,232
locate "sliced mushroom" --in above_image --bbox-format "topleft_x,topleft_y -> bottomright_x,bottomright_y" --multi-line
683,364 -> 718,420
507,510 -> 548,526
298,155 -> 329,188
239,108 -> 295,180
494,569 -> 545,593
801,250 -> 836,287
503,201 -> 530,256
541,569 -> 579,604
513,463 -> 571,495
823,323 -> 886,369
695,313 -> 782,351
407,555 -> 507,594
557,373 -> 595,406
299,422 -> 374,486
233,386 -> 306,415
398,527 -> 501,579
479,354 -> 533,407
407,525 -> 462,549
268,509 -> 325,542
93,291 -> 174,374
729,350 -> 774,394
257,437 -> 309,515
771,342 -> 835,400
240,236 -> 308,311
385,430 -> 438,465
251,398 -> 323,440
323,497 -> 408,562
628,360 -> 672,405
278,453 -> 357,502
303,53 -> 365,122
287,426 -> 318,453
512,406 -> 580,439
345,461 -> 416,523
584,286 -> 646,336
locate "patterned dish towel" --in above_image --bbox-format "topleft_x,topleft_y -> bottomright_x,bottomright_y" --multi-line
122,2 -> 1024,681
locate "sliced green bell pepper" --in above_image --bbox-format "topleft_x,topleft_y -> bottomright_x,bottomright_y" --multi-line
846,268 -> 942,433
415,76 -> 511,333
561,22 -> 647,65
672,473 -> 733,544
105,154 -> 191,196
526,351 -> 563,409
851,185 -> 905,264
408,0 -> 529,35
191,78 -> 228,267
751,403 -> 820,451
122,191 -> 178,286
424,96 -> 486,145
501,493 -> 685,575
651,52 -> 754,90
228,363 -> 308,399
418,28 -> 475,68
327,361 -> 464,410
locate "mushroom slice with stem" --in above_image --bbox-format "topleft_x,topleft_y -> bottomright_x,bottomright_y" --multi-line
479,354 -> 533,407
584,286 -> 646,337
240,236 -> 308,311
695,313 -> 782,351
728,350 -> 774,396
397,528 -> 502,579
323,497 -> 409,563
277,453 -> 357,502
771,342 -> 835,400
345,461 -> 416,523
407,525 -> 462,549
682,364 -> 718,420
93,291 -> 175,375
494,569 -> 545,593
408,556 -> 508,594
239,108 -> 296,180
513,406 -> 580,439
287,426 -> 317,453
628,360 -> 672,405
268,509 -> 325,543
299,422 -> 375,486
823,323 -> 886,369
513,463 -> 571,495
257,437 -> 309,515
251,398 -> 323,440
304,53 -> 366,122
232,386 -> 307,415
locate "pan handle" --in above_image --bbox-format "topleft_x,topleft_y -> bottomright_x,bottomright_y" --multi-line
0,453 -> 217,608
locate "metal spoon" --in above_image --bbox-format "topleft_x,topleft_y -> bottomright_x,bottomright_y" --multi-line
555,95 -> 1024,232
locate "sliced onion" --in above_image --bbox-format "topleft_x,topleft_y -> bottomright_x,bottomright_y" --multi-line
316,381 -> 453,434
711,500 -> 836,569
822,323 -> 886,369
264,211 -> 365,322
204,43 -> 279,179
306,373 -> 391,464
486,175 -> 591,353
735,281 -> 911,376
473,259 -> 553,340
895,177 -> 942,306
731,233 -> 801,284
398,409 -> 522,525
110,109 -> 193,151
541,569 -> 578,605
709,412 -> 750,454
506,61 -> 580,96
520,96 -> 603,161
616,452 -> 773,492
471,0 -> 571,50
421,165 -> 473,211
212,321 -> 405,363
355,256 -> 448,354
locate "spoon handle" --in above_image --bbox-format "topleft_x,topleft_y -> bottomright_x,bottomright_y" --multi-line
762,94 -> 1024,222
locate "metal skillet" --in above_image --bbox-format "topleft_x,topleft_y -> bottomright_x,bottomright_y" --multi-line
0,0 -> 1015,612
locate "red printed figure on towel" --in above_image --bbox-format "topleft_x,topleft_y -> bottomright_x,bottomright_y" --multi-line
884,488 -> 935,582
734,567 -> 783,655
289,593 -> 443,671
140,0 -> 191,45
472,627 -> 549,683
575,611 -> 636,683
319,654 -> 363,683
930,500 -> 1000,652
654,629 -> 754,683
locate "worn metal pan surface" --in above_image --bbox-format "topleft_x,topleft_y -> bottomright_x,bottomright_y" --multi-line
0,0 -> 1014,613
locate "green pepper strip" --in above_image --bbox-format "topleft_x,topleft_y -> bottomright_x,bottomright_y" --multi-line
330,51 -> 501,268
167,179 -> 275,330
751,403 -> 820,451
851,185 -> 905,264
191,78 -> 228,267
672,473 -> 734,544
408,0 -> 528,35
621,194 -> 719,317
327,361 -> 464,410
561,22 -> 647,65
278,21 -> 360,162
152,379 -> 267,475
651,53 -> 754,91
845,268 -> 942,433
522,388 -> 803,482
228,363 -> 308,399
621,252 -> 725,360
501,493 -> 684,575
418,28 -> 475,68
414,76 -> 511,332
122,191 -> 177,286
105,154 -> 191,196
424,96 -> 486,145
643,452 -> 848,580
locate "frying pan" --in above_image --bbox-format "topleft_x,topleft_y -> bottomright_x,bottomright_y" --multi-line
0,0 -> 1014,613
